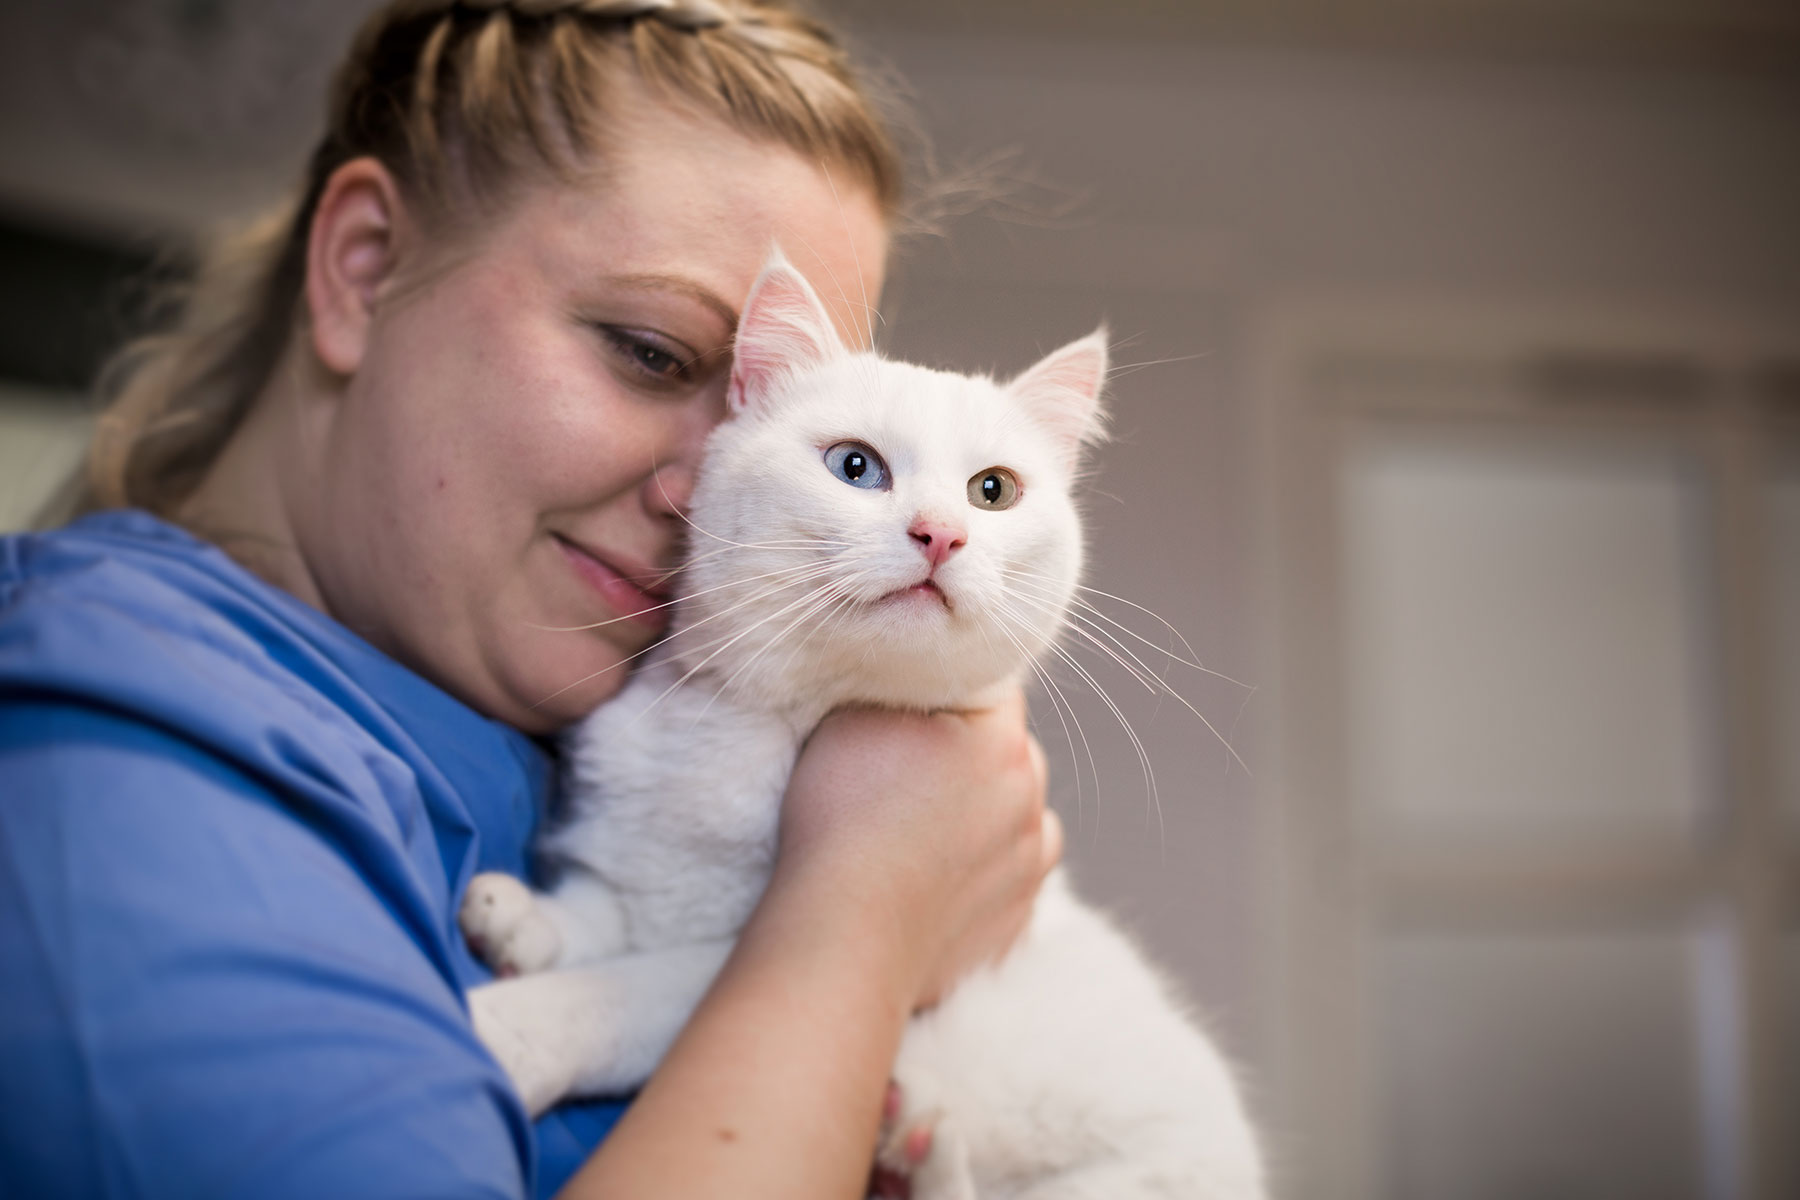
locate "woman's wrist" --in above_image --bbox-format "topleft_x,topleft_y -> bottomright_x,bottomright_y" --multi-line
557,862 -> 912,1199
745,847 -> 923,1019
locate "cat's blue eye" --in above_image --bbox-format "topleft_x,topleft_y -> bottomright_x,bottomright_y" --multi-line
823,441 -> 890,490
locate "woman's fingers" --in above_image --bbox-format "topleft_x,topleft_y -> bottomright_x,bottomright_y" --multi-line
774,687 -> 1055,1012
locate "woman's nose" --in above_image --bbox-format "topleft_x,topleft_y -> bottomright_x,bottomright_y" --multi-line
646,390 -> 727,520
645,458 -> 697,519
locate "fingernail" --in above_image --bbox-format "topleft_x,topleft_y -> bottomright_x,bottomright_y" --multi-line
904,1123 -> 933,1164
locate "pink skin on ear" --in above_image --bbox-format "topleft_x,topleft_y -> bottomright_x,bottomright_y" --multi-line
727,249 -> 847,414
1005,329 -> 1110,465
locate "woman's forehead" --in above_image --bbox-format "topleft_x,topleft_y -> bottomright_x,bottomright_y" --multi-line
498,106 -> 888,339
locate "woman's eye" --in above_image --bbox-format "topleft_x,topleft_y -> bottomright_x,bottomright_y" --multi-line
967,467 -> 1021,510
632,343 -> 681,376
823,441 -> 890,490
600,327 -> 692,381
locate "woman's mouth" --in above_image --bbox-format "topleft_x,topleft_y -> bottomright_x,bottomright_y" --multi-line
554,536 -> 672,631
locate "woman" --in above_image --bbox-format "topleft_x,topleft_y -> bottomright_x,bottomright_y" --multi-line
0,3 -> 1059,1196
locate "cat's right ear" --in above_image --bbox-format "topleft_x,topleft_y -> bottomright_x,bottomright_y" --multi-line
727,248 -> 846,415
1006,327 -> 1110,466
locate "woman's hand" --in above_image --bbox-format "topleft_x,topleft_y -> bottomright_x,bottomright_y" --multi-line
774,687 -> 1062,1010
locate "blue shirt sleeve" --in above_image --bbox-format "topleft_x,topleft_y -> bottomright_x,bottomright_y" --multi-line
0,699 -> 534,1199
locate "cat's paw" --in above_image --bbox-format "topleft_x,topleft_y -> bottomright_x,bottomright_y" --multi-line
467,977 -> 579,1117
459,871 -> 564,976
876,1104 -> 975,1200
874,1105 -> 939,1177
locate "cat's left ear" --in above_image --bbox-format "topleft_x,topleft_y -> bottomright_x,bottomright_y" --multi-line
1006,328 -> 1109,465
727,247 -> 847,415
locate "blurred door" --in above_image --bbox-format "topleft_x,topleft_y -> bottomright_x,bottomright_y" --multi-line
1260,302 -> 1800,1200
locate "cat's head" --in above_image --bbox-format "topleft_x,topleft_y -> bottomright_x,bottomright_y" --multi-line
678,249 -> 1106,711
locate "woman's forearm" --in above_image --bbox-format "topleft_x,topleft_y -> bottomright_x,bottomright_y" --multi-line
556,860 -> 910,1199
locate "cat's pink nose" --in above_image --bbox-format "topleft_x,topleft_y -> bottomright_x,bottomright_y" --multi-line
908,517 -> 967,569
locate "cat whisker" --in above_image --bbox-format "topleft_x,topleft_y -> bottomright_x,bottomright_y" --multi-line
1002,569 -> 1252,690
1003,569 -> 1197,665
796,167 -> 885,340
1036,656 -> 1100,832
1223,684 -> 1257,783
999,583 -> 1169,696
781,238 -> 882,336
693,573 -> 870,726
1040,630 -> 1165,846
995,602 -> 1164,845
1008,591 -> 1164,697
640,560 -> 846,665
768,563 -> 879,681
527,556 -> 843,634
605,539 -> 843,601
631,570 -> 862,725
1103,351 -> 1209,380
1062,593 -> 1248,688
1063,619 -> 1168,696
646,459 -> 828,554
1023,643 -> 1096,833
529,561 -> 841,707
681,535 -> 853,569
1068,584 -> 1248,687
718,572 -> 865,693
1002,577 -> 1252,779
707,574 -> 867,706
981,609 -> 1096,832
655,533 -> 854,595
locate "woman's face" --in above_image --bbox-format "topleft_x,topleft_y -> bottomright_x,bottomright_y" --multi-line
300,101 -> 888,732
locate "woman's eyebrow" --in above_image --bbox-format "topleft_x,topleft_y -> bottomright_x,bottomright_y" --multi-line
603,272 -> 737,330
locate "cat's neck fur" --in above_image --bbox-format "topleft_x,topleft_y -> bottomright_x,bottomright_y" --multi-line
655,608 -> 1008,732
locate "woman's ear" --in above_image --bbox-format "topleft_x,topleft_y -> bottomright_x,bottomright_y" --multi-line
305,158 -> 408,377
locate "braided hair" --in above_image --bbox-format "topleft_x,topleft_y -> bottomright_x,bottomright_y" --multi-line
68,0 -> 903,520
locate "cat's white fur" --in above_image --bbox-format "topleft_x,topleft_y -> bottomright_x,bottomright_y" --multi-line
461,252 -> 1265,1199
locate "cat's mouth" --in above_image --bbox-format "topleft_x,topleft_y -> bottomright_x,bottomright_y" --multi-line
877,578 -> 952,611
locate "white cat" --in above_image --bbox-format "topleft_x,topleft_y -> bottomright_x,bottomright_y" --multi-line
460,251 -> 1265,1199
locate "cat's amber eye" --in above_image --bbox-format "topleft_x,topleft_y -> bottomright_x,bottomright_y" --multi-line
968,467 -> 1021,510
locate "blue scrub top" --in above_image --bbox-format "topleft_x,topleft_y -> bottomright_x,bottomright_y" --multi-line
0,510 -> 628,1198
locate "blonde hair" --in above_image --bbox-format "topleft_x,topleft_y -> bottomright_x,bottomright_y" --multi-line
63,0 -> 903,521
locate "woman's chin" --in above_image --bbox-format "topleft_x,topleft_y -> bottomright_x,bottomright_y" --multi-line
482,639 -> 633,733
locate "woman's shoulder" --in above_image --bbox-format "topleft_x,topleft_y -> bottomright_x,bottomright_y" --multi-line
4,508 -> 394,716
0,508 -> 549,884
2,510 -> 346,723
